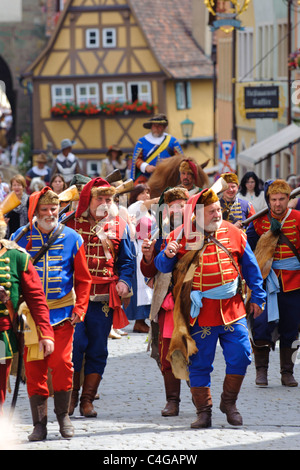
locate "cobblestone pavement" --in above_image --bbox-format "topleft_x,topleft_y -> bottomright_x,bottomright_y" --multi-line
2,321 -> 300,452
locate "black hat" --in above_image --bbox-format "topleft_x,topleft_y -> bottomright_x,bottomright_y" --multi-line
143,113 -> 168,129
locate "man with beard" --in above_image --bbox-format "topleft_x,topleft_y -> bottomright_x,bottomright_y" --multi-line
178,159 -> 202,196
154,188 -> 266,428
11,187 -> 91,441
67,178 -> 134,418
131,114 -> 183,184
0,211 -> 54,415
140,187 -> 189,417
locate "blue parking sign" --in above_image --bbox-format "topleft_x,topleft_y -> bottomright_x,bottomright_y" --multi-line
218,140 -> 236,173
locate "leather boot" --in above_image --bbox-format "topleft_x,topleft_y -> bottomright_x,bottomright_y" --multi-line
190,387 -> 212,428
80,373 -> 101,418
280,346 -> 298,387
28,395 -> 48,441
161,370 -> 181,417
220,374 -> 244,426
54,390 -> 74,438
69,371 -> 81,416
253,344 -> 270,387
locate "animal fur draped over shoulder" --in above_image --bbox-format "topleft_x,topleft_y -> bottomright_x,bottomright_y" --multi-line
166,249 -> 200,380
245,227 -> 280,314
148,156 -> 209,198
0,239 -> 28,254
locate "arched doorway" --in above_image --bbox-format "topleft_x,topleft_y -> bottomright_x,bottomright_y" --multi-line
0,56 -> 15,146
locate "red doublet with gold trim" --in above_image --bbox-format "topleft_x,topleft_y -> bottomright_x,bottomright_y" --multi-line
253,209 -> 300,292
169,221 -> 247,326
68,214 -> 126,296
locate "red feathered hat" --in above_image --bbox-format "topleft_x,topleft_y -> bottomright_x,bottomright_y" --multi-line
75,177 -> 116,218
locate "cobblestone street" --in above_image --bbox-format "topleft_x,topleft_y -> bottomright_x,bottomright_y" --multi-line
2,321 -> 300,452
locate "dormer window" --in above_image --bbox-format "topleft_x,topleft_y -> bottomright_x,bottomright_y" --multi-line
102,28 -> 116,48
86,29 -> 99,48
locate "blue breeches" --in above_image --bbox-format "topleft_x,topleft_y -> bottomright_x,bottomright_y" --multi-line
72,301 -> 113,376
189,318 -> 252,387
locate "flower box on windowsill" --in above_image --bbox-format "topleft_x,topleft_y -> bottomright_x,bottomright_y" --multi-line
50,101 -> 157,118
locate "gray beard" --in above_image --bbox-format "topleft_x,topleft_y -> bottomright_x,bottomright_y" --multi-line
204,219 -> 222,233
37,217 -> 58,232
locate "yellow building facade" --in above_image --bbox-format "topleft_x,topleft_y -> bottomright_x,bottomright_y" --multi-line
22,0 -> 214,176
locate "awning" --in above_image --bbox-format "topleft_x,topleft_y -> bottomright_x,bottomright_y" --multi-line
237,123 -> 300,169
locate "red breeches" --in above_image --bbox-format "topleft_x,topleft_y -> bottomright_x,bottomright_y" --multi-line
24,321 -> 74,397
158,309 -> 172,374
0,359 -> 12,411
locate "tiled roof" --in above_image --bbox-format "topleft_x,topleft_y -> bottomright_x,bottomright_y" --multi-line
129,0 -> 213,79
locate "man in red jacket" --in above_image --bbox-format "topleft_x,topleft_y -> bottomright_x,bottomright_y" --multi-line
247,179 -> 300,388
154,188 -> 266,428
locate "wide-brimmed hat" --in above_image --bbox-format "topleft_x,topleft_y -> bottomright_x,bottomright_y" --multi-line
106,145 -> 123,157
143,113 -> 168,129
61,138 -> 76,150
35,153 -> 47,164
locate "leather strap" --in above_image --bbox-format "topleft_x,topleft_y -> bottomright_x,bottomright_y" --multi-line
32,224 -> 65,265
205,233 -> 245,298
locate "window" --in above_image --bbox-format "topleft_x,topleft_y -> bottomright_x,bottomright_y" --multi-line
278,21 -> 288,79
102,28 -> 116,48
238,28 -> 253,81
102,82 -> 126,102
175,82 -> 191,110
257,24 -> 274,80
86,29 -> 99,48
76,83 -> 99,105
127,82 -> 152,103
51,84 -> 74,105
87,160 -> 102,177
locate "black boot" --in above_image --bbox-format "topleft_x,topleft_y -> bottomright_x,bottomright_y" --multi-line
28,395 -> 48,441
190,387 -> 212,428
54,390 -> 74,438
161,370 -> 181,417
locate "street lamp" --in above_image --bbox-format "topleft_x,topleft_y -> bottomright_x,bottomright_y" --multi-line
180,117 -> 194,146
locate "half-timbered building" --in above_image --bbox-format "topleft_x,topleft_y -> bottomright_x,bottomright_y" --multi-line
21,0 -> 214,176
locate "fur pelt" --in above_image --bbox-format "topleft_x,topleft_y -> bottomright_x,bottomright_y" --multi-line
166,249 -> 200,380
148,156 -> 209,198
254,229 -> 280,280
245,228 -> 280,314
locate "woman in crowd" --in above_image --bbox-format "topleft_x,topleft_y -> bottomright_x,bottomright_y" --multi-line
126,183 -> 158,333
5,174 -> 29,237
50,173 -> 67,195
238,171 -> 266,213
101,145 -> 127,180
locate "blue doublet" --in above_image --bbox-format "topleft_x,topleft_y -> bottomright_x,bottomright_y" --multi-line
131,133 -> 183,180
12,222 -> 83,325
